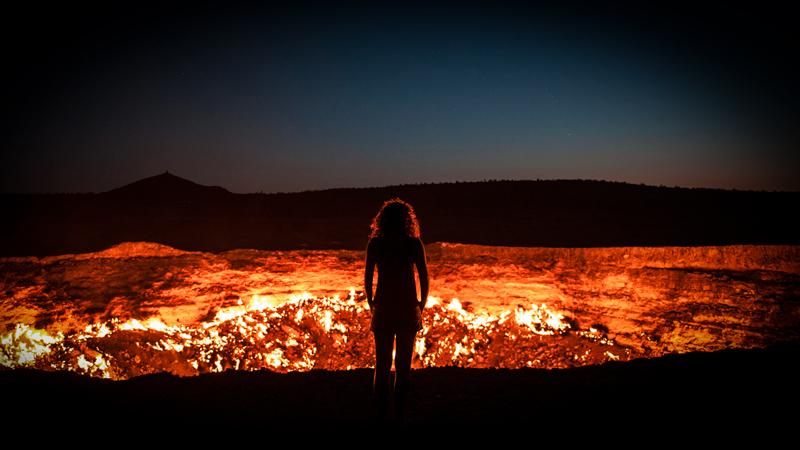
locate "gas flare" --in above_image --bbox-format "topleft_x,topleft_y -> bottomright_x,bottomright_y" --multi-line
0,288 -> 627,379
2,241 -> 798,379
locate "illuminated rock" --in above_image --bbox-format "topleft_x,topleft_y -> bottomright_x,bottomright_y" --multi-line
1,242 -> 798,379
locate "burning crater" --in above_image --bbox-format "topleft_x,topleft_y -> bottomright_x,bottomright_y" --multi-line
1,241 -> 799,379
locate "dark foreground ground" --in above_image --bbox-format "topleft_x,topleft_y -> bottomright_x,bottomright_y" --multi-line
3,343 -> 799,436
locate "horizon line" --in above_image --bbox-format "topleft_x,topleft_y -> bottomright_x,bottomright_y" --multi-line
2,173 -> 798,196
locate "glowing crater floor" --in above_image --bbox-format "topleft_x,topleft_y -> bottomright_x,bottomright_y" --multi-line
1,241 -> 798,379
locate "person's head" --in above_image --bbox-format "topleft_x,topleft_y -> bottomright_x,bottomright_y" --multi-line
369,197 -> 421,239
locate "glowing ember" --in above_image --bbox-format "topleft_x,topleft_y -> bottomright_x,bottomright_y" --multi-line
1,323 -> 64,366
1,241 -> 798,379
0,288 -> 621,379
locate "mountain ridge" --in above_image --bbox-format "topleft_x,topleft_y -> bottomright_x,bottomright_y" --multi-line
6,173 -> 795,196
1,172 -> 797,256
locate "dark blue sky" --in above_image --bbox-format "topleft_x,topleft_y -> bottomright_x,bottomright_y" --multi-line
3,1 -> 798,193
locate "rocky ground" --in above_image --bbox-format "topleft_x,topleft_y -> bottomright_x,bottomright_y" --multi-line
3,342 -> 797,436
2,241 -> 798,352
2,241 -> 798,437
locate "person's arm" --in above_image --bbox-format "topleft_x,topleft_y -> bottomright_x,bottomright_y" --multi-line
414,237 -> 429,311
364,238 -> 377,308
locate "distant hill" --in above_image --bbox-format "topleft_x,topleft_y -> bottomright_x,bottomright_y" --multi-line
106,172 -> 232,202
1,173 -> 798,256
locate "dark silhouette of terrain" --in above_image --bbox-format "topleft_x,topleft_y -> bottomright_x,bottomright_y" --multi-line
2,342 -> 797,430
1,172 -> 798,257
105,170 -> 232,202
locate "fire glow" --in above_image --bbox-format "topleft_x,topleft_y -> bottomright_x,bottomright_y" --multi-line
1,289 -> 620,380
2,241 -> 798,380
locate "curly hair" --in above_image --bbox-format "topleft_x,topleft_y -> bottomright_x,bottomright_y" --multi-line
368,197 -> 421,239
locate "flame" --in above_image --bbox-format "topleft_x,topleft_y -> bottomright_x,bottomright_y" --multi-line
447,298 -> 466,315
3,241 -> 793,380
76,354 -> 112,379
0,324 -> 64,366
514,303 -> 569,335
1,289 -> 628,380
322,310 -> 333,333
118,317 -> 171,332
414,337 -> 426,359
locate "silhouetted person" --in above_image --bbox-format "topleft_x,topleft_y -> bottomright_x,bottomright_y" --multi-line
364,197 -> 429,424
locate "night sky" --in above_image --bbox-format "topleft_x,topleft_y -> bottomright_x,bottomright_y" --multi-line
3,1 -> 798,193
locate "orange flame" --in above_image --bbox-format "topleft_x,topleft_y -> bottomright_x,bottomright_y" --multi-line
1,288 -> 627,379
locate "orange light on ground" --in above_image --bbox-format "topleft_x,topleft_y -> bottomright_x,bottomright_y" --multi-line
1,241 -> 798,379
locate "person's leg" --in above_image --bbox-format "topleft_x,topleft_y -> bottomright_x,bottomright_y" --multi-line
394,329 -> 417,422
372,329 -> 394,421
